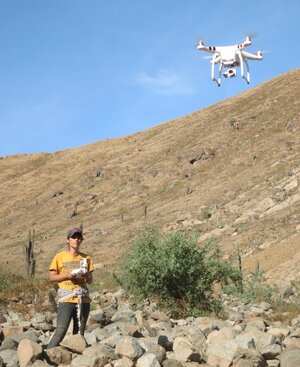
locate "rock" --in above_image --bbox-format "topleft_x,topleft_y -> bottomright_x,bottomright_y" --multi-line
31,360 -> 52,367
232,348 -> 267,367
291,317 -> 300,327
259,302 -> 272,312
136,353 -> 160,367
17,339 -> 43,367
206,327 -> 236,346
138,324 -> 157,338
280,285 -> 294,299
150,320 -> 173,330
100,331 -> 123,348
265,360 -> 280,367
45,346 -> 72,365
84,331 -> 98,345
52,191 -> 63,197
118,323 -> 142,337
244,317 -> 267,332
206,340 -> 238,367
280,349 -> 300,367
186,325 -> 206,349
162,359 -> 184,367
289,327 -> 300,337
138,338 -> 166,363
115,336 -> 144,361
149,311 -> 169,322
89,312 -> 108,326
114,357 -> 134,367
192,317 -> 224,336
243,331 -> 276,351
249,306 -> 265,316
11,331 -> 39,344
234,334 -> 257,349
228,312 -> 245,323
283,336 -> 300,349
60,333 -> 87,353
113,289 -> 127,302
173,337 -> 201,363
260,343 -> 281,360
267,326 -> 290,340
71,354 -> 101,367
111,310 -> 136,324
89,325 -> 108,341
83,344 -> 116,363
157,332 -> 174,351
30,314 -> 53,331
0,349 -> 19,367
0,337 -> 18,351
206,334 -> 256,367
2,326 -> 24,338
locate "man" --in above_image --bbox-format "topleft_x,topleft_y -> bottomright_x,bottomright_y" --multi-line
47,228 -> 94,349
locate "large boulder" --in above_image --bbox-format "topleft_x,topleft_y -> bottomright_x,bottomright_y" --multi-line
17,339 -> 43,367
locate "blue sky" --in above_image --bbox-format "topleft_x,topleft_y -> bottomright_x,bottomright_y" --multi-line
0,0 -> 299,156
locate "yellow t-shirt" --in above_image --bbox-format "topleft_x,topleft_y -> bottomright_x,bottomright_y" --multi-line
49,251 -> 94,303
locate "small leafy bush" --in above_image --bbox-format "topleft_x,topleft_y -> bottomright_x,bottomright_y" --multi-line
117,227 -> 241,316
242,270 -> 278,303
224,269 -> 278,305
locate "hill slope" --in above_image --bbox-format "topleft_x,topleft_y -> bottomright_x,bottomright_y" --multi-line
1,69 -> 299,286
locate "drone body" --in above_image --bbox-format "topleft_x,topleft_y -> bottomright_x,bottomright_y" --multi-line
197,36 -> 263,86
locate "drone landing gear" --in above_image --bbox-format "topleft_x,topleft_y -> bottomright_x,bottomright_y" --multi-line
212,78 -> 221,87
211,54 -> 222,86
237,51 -> 250,84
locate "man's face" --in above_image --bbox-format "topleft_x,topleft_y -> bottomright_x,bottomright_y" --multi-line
67,233 -> 83,249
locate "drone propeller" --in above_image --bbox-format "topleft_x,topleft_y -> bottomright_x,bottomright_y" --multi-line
245,32 -> 260,41
194,33 -> 211,48
259,49 -> 270,54
195,38 -> 205,48
247,33 -> 256,39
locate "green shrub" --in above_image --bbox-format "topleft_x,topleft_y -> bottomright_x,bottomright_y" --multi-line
117,227 -> 241,316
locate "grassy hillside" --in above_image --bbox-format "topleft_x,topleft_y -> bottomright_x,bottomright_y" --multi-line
1,69 -> 299,287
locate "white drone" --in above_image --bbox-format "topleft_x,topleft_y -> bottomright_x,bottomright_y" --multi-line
197,35 -> 263,86
71,258 -> 88,276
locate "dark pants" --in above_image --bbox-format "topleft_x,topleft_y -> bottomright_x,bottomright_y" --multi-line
47,302 -> 90,349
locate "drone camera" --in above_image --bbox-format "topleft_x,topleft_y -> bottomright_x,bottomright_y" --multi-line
223,68 -> 237,78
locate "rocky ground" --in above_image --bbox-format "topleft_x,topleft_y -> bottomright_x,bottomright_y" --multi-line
1,284 -> 300,367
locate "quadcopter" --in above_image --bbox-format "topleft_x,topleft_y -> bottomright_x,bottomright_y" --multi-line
196,35 -> 263,86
